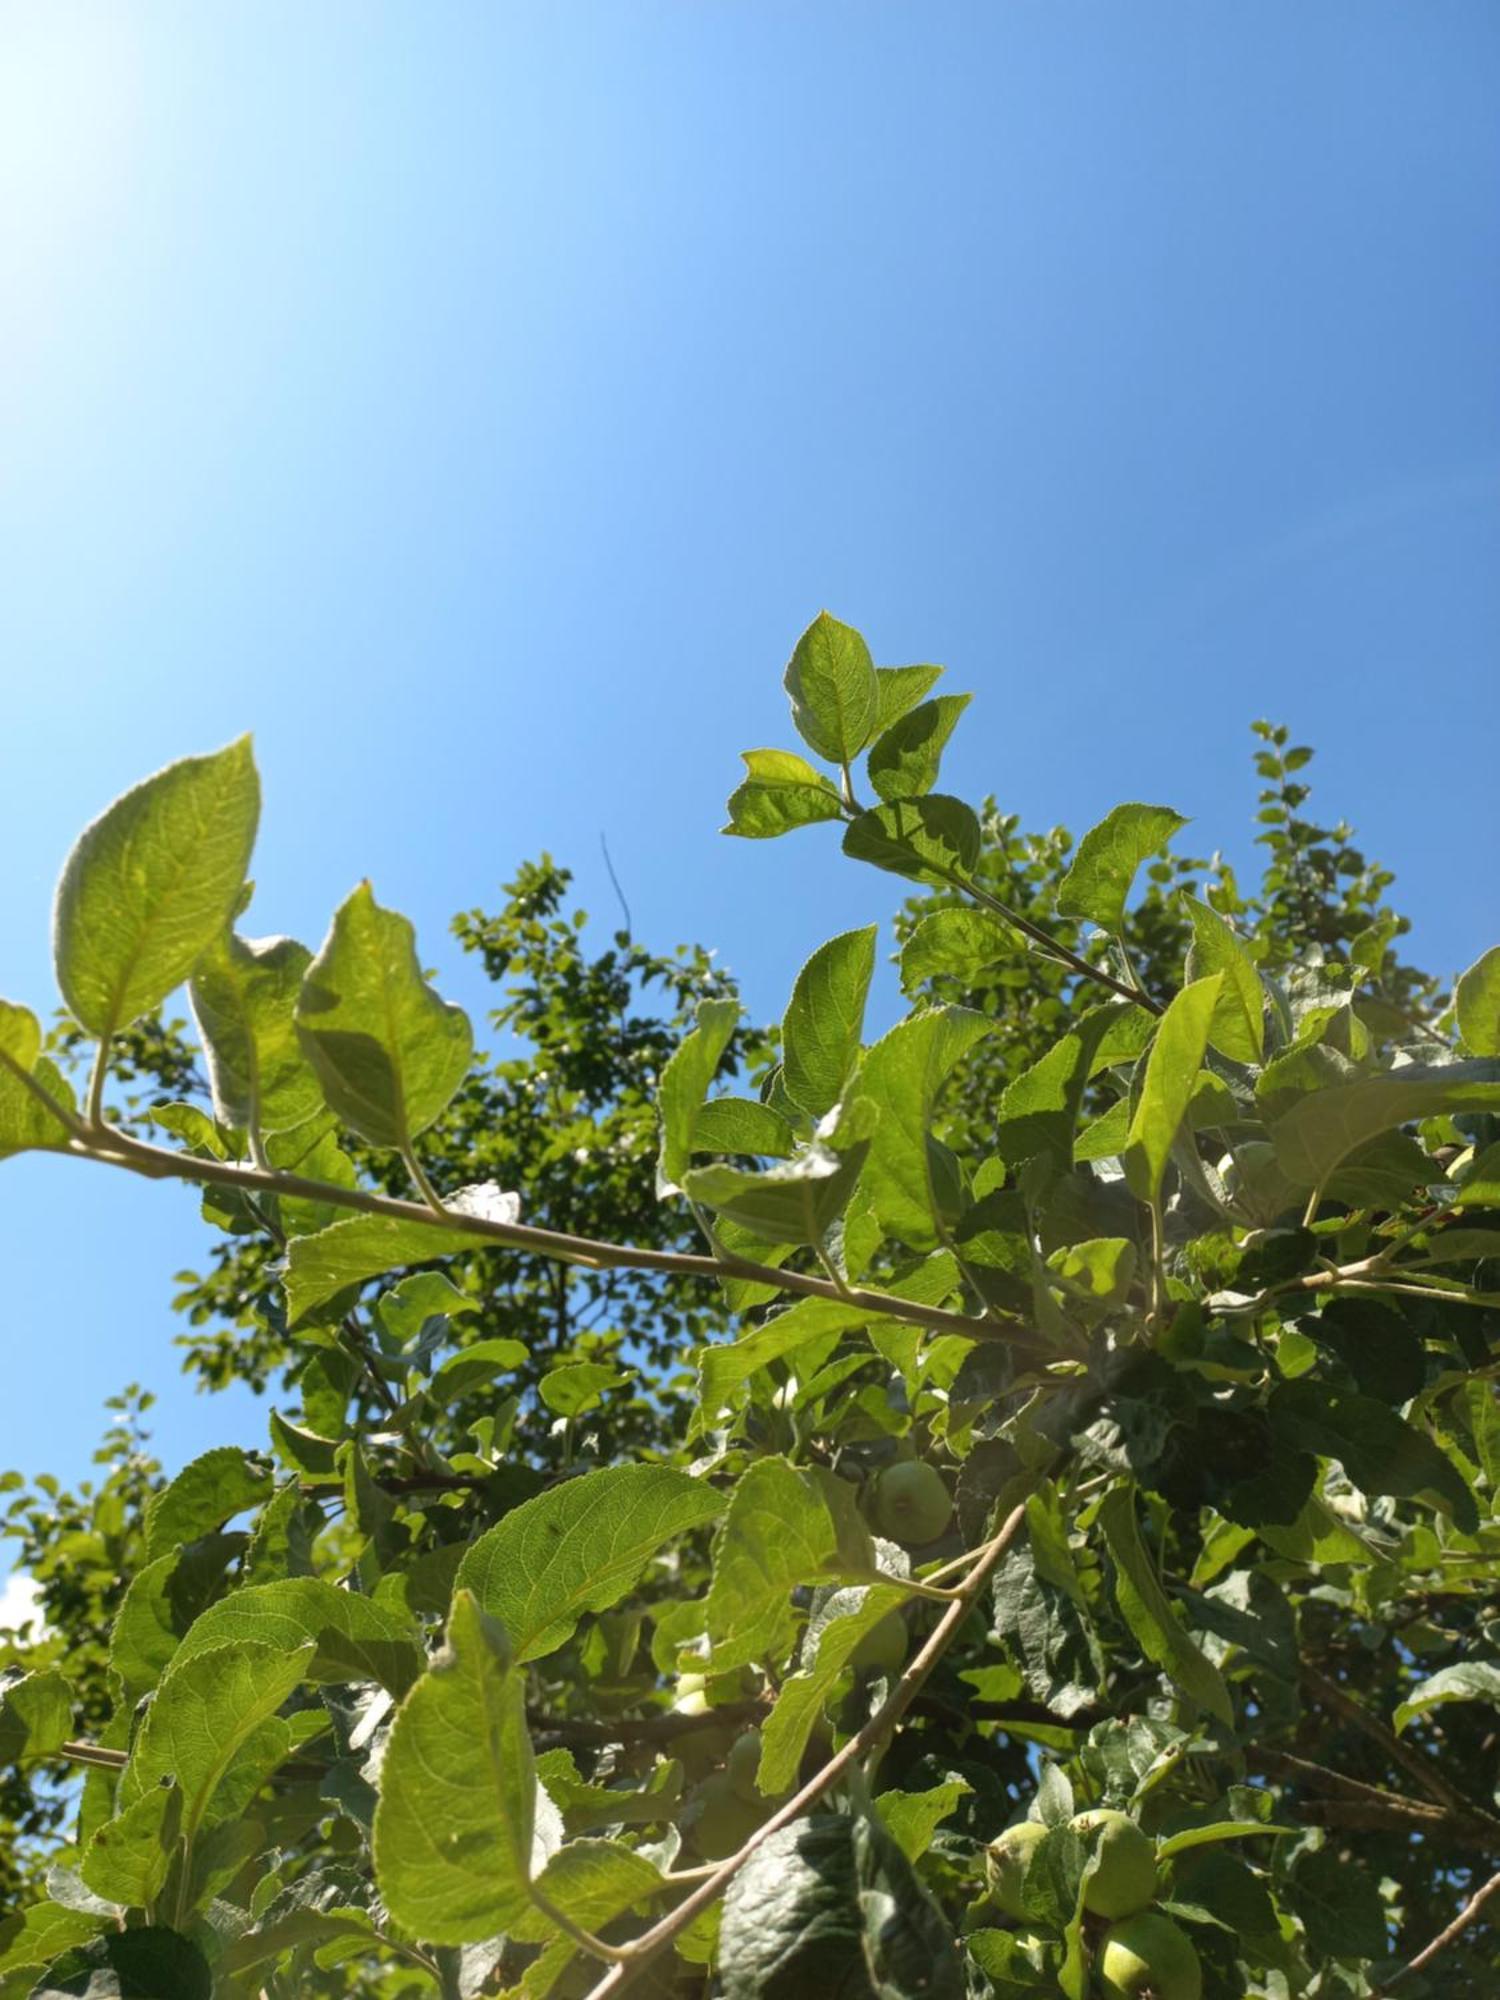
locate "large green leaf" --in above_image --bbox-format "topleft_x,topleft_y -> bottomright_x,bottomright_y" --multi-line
706,1458 -> 848,1673
144,1446 -> 274,1562
758,1583 -> 908,1793
872,663 -> 943,733
372,1590 -> 536,1945
1270,1381 -> 1478,1531
1123,975 -> 1223,1203
296,883 -> 473,1151
842,795 -> 981,885
866,694 -> 970,803
684,1134 -> 868,1246
27,1927 -> 212,1999
995,1006 -> 1122,1172
283,1212 -> 492,1328
783,611 -> 880,764
1392,1659 -> 1500,1736
1096,1485 -> 1233,1726
656,997 -> 741,1196
1455,945 -> 1500,1055
858,1007 -> 994,1247
692,1095 -> 796,1157
52,737 -> 260,1043
0,1671 -> 72,1765
719,1810 -> 964,2000
1270,1059 -> 1500,1188
80,1778 -> 183,1909
722,749 -> 843,839
118,1639 -> 314,1852
170,1578 -> 423,1696
189,930 -> 324,1135
1057,803 -> 1186,932
781,926 -> 877,1118
1183,898 -> 1265,1063
455,1464 -> 724,1662
898,907 -> 1016,994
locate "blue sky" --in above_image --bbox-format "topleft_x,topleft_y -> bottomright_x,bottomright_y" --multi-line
1,2 -> 1497,1510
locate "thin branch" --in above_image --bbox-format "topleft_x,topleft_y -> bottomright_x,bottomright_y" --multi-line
1302,1663 -> 1493,1824
66,1123 -> 1042,1354
958,877 -> 1163,1016
583,1491 -> 1039,2000
1379,1866 -> 1500,1990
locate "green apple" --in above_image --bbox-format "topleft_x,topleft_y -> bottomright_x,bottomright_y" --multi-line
984,1819 -> 1049,1919
671,1670 -> 710,1717
1072,1807 -> 1158,1919
1096,1912 -> 1203,2000
686,1772 -> 764,1859
851,1608 -> 908,1673
725,1728 -> 764,1803
869,1460 -> 953,1544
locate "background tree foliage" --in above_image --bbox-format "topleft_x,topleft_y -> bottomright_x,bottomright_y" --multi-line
1,618 -> 1497,1999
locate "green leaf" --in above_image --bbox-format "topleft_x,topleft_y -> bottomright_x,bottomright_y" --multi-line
1392,1659 -> 1500,1735
872,663 -> 943,733
189,930 -> 324,1135
118,1639 -> 314,1852
859,1006 -> 994,1247
1057,803 -> 1187,932
0,1670 -> 72,1765
1096,1485 -> 1233,1726
170,1578 -> 423,1696
0,1002 -> 40,1072
80,1778 -> 182,1908
866,694 -> 970,803
28,1927 -> 212,2000
719,1810 -> 964,2000
283,1212 -> 491,1328
1271,1380 -> 1478,1531
1156,1819 -> 1288,1860
1183,898 -> 1265,1063
538,1361 -> 627,1416
1123,975 -> 1224,1202
898,907 -> 1016,994
684,1135 -> 868,1246
996,1006 -> 1123,1173
842,794 -> 981,884
145,1446 -> 274,1562
456,1464 -> 724,1662
431,1337 -> 529,1400
509,1836 -> 665,1943
783,611 -> 880,764
52,737 -> 260,1041
1291,1846 -> 1388,1960
656,996 -> 740,1196
706,1458 -> 848,1673
372,1591 -> 537,1946
1048,1236 -> 1136,1306
875,1778 -> 972,1862
0,1055 -> 77,1160
782,926 -> 877,1118
1270,1058 -> 1500,1188
723,749 -> 843,839
759,1583 -> 908,1793
1456,945 -> 1500,1055
295,882 -> 473,1150
0,1905 -> 104,1983
692,1096 -> 796,1157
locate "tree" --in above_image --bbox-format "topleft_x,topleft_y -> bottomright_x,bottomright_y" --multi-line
0,615 -> 1497,1999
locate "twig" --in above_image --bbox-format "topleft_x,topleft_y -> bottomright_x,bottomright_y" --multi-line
1302,1663 -> 1491,1823
582,1492 -> 1038,1999
1378,1866 -> 1500,1990
62,1123 -> 1042,1354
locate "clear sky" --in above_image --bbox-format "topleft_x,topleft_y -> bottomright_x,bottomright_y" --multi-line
1,3 -> 1497,1511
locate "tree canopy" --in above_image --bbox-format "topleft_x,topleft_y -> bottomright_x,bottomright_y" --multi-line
1,613 -> 1497,1999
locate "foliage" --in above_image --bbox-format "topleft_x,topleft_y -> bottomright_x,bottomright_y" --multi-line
0,611 -> 1497,2000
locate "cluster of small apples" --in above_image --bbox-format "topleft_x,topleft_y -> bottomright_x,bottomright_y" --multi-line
987,1811 -> 1203,2000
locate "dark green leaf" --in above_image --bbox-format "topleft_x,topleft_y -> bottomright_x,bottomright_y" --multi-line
295,882 -> 473,1151
1393,1660 -> 1500,1735
1096,1485 -> 1233,1725
842,795 -> 981,884
898,906 -> 1016,994
144,1447 -> 273,1562
1271,1058 -> 1500,1189
29,1926 -> 212,2000
1123,976 -> 1223,1203
1291,1846 -> 1388,1960
189,930 -> 324,1135
859,1007 -> 994,1247
867,694 -> 970,803
692,1095 -> 796,1157
170,1578 -> 423,1696
283,1212 -> 492,1328
1270,1380 -> 1478,1531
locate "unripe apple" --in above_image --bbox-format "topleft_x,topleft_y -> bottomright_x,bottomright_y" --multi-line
984,1819 -> 1049,1918
1072,1807 -> 1157,1919
686,1772 -> 764,1859
1096,1912 -> 1203,2000
725,1728 -> 764,1803
851,1609 -> 908,1674
671,1670 -> 709,1717
869,1461 -> 953,1545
